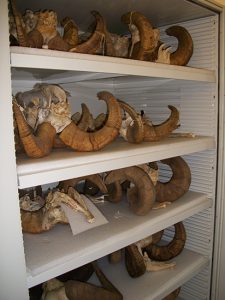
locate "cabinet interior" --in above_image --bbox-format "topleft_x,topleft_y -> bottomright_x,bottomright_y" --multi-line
10,0 -> 220,299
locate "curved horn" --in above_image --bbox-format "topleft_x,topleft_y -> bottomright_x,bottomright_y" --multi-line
78,103 -> 95,131
65,262 -> 123,300
165,25 -> 193,66
59,174 -> 107,194
105,166 -> 155,215
13,101 -> 56,158
125,244 -> 146,278
143,105 -> 179,141
145,222 -> 186,261
59,91 -> 122,151
118,99 -> 144,143
61,17 -> 79,48
121,11 -> 160,61
155,156 -> 191,203
11,0 -> 43,48
69,11 -> 106,54
105,181 -> 123,203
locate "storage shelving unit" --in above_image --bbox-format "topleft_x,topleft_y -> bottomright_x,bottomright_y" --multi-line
1,0 -> 225,299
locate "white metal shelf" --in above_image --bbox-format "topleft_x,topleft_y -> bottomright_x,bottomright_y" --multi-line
17,136 -> 215,189
25,190 -> 211,287
91,249 -> 208,300
10,47 -> 216,83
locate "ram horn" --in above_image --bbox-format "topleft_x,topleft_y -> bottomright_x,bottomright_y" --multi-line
124,230 -> 163,278
61,17 -> 79,49
125,244 -> 146,278
10,0 -> 43,48
121,11 -> 160,61
165,25 -> 193,66
155,156 -> 191,203
144,222 -> 186,261
13,101 -> 56,158
143,105 -> 180,141
118,99 -> 144,143
65,262 -> 123,300
69,11 -> 106,54
59,91 -> 122,151
59,174 -> 108,194
105,181 -> 123,203
105,166 -> 155,215
78,103 -> 95,131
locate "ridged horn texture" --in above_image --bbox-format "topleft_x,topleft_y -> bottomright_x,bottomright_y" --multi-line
59,174 -> 107,194
65,261 -> 123,300
121,11 -> 159,61
77,103 -> 95,131
105,181 -> 123,203
125,244 -> 146,278
143,105 -> 179,141
69,11 -> 106,54
163,287 -> 181,300
105,166 -> 155,215
118,99 -> 144,143
166,25 -> 193,66
155,156 -> 191,203
59,91 -> 122,151
145,222 -> 186,261
13,101 -> 56,158
20,209 -> 46,234
61,17 -> 79,49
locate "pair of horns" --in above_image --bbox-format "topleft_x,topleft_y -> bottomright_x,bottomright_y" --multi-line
105,166 -> 156,215
13,91 -> 122,157
120,101 -> 179,143
122,11 -> 193,66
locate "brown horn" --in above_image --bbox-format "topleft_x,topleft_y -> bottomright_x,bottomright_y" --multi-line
21,209 -> 46,234
105,181 -> 123,203
118,99 -> 144,143
125,244 -> 146,278
105,166 -> 155,215
163,288 -> 181,300
77,103 -> 95,131
165,25 -> 193,66
143,105 -> 179,142
121,11 -> 160,61
59,91 -> 122,151
13,101 -> 56,158
155,156 -> 191,203
65,262 -> 123,300
145,222 -> 186,261
69,11 -> 106,54
59,174 -> 107,194
61,17 -> 79,49
11,0 -> 43,48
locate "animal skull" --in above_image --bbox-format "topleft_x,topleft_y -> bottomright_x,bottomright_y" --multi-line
15,84 -> 72,133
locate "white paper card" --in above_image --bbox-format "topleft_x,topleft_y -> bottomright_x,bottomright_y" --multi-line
61,195 -> 108,236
